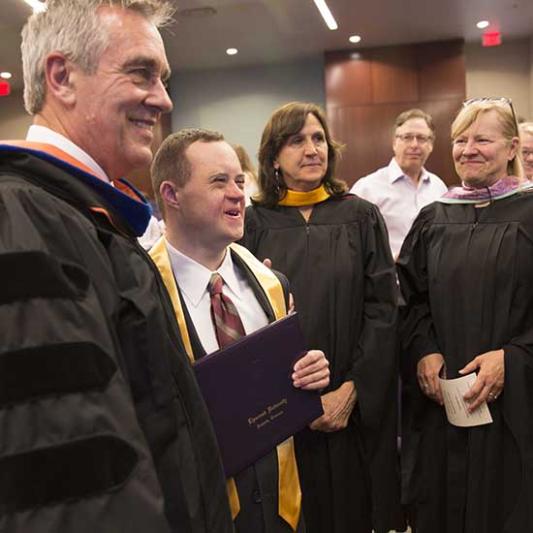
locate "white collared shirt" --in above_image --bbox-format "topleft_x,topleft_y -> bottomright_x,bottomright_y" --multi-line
26,125 -> 110,183
166,241 -> 269,354
350,158 -> 448,258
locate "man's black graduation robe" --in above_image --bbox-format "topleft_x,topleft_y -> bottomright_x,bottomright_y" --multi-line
397,191 -> 533,533
0,143 -> 233,533
242,194 -> 403,533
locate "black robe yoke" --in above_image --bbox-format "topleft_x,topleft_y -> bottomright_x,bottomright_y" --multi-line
397,192 -> 533,533
241,194 -> 402,533
0,147 -> 233,533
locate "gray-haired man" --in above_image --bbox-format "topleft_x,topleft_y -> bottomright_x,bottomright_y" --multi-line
0,1 -> 232,531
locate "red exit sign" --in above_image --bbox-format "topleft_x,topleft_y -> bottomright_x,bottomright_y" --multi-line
483,32 -> 502,47
0,80 -> 10,96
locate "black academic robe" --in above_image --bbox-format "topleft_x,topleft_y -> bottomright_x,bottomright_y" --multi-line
0,144 -> 233,533
397,191 -> 533,533
242,194 -> 403,533
171,250 -> 304,533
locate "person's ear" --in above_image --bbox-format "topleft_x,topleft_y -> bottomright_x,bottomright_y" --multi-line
160,181 -> 180,210
44,52 -> 77,106
508,136 -> 520,161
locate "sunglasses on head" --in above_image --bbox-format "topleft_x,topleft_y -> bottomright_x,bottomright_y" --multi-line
463,97 -> 518,130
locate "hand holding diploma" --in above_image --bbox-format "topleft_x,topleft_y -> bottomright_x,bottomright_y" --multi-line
292,350 -> 330,390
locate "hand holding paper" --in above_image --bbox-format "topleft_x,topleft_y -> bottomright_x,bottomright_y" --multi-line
439,373 -> 493,427
459,349 -> 504,411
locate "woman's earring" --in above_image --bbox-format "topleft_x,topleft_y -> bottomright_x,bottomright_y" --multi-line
274,167 -> 281,194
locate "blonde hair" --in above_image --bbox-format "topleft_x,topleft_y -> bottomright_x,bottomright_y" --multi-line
519,122 -> 533,138
21,0 -> 174,114
451,100 -> 523,178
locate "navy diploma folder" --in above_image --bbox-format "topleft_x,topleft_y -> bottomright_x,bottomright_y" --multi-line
193,312 -> 323,477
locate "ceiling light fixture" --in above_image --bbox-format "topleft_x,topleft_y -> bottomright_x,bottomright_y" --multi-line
0,72 -> 12,79
226,48 -> 238,56
476,20 -> 490,29
349,35 -> 361,44
313,0 -> 338,31
24,0 -> 47,12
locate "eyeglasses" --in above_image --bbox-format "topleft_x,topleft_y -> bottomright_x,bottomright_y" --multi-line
395,133 -> 433,145
463,96 -> 518,129
522,149 -> 533,159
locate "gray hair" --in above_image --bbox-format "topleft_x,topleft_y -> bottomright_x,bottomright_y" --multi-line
21,0 -> 174,114
519,122 -> 533,137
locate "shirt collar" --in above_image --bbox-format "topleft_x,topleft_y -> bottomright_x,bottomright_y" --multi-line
26,125 -> 110,184
388,157 -> 431,184
165,241 -> 241,307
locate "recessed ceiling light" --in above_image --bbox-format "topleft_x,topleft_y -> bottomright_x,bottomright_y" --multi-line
476,20 -> 490,29
0,72 -> 12,79
313,0 -> 338,31
24,0 -> 47,13
349,35 -> 361,44
226,48 -> 238,56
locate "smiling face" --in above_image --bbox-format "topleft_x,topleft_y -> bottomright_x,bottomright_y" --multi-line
392,117 -> 434,177
68,6 -> 172,180
174,140 -> 246,258
274,113 -> 328,192
452,110 -> 519,187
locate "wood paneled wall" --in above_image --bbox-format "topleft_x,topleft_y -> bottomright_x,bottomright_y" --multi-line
325,40 -> 466,187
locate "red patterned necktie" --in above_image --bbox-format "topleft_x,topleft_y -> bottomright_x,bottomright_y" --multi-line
208,272 -> 246,348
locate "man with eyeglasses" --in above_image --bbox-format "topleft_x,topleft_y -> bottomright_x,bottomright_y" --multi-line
519,122 -> 533,181
351,109 -> 447,260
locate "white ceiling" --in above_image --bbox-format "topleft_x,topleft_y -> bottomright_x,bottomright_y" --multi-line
1,0 -> 532,91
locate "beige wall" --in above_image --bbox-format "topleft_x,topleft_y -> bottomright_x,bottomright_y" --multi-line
1,37 -> 533,141
0,90 -> 31,139
465,37 -> 532,120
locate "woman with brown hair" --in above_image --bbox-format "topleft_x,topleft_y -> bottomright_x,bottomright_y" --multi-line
398,98 -> 533,532
241,102 -> 403,533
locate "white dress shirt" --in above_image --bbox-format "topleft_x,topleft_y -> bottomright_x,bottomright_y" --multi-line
351,158 -> 448,258
26,125 -> 110,183
166,241 -> 269,354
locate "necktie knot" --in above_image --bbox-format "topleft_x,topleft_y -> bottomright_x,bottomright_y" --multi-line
208,272 -> 224,297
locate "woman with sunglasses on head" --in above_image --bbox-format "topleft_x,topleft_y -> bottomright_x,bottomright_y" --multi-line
241,102 -> 403,533
398,98 -> 533,532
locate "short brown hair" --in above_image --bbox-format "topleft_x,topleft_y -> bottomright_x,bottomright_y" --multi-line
151,128 -> 224,216
393,108 -> 436,139
256,102 -> 346,207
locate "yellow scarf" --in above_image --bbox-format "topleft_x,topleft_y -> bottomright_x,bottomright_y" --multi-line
149,238 -> 301,531
278,184 -> 330,206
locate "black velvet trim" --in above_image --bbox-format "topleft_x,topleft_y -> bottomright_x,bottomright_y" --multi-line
0,342 -> 117,407
0,435 -> 138,514
0,251 -> 89,304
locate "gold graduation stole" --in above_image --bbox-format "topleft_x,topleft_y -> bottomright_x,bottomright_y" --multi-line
278,184 -> 330,207
150,238 -> 302,530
